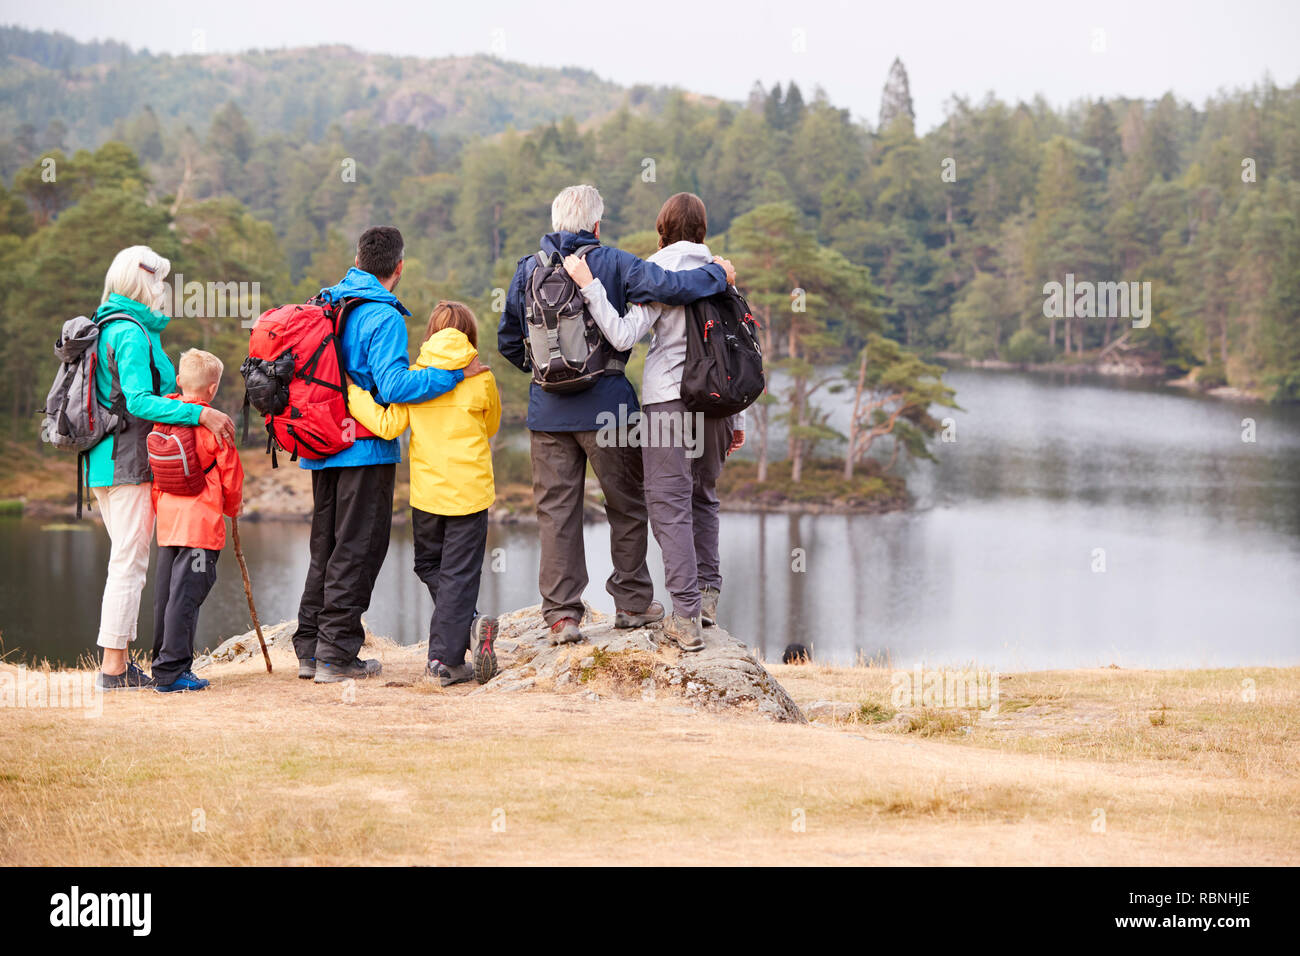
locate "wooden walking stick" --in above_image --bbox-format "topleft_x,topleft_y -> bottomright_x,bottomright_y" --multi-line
231,516 -> 272,673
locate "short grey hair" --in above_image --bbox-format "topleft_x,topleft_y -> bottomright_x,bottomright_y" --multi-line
551,184 -> 604,233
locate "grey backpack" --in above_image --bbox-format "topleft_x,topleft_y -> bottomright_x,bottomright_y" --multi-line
41,313 -> 159,516
523,245 -> 624,394
41,315 -> 120,452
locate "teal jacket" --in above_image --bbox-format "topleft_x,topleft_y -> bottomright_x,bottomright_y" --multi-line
84,294 -> 201,488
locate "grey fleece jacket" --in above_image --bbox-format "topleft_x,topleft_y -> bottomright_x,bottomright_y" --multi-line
579,240 -> 744,430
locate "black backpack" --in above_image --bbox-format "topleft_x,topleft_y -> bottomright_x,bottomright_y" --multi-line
523,245 -> 624,394
680,288 -> 765,417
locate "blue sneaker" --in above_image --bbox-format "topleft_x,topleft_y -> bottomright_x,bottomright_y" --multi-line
154,671 -> 210,693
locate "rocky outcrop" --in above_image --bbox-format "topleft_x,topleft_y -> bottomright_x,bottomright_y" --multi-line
470,605 -> 805,723
194,606 -> 805,724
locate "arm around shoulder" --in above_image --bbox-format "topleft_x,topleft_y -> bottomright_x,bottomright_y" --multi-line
578,278 -> 654,351
624,253 -> 726,306
346,383 -> 410,440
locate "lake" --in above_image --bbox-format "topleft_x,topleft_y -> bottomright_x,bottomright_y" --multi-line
3,367 -> 1298,670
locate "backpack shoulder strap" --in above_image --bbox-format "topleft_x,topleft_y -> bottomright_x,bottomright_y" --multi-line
332,296 -> 363,336
574,244 -> 599,260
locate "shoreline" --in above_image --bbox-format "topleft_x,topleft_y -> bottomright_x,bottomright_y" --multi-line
4,361 -> 1283,523
933,352 -> 1272,403
10,490 -> 912,524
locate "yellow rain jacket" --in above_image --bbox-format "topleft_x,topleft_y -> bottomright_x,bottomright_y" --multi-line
346,328 -> 501,516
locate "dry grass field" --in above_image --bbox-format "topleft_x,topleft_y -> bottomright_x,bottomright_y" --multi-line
1,635 -> 1296,866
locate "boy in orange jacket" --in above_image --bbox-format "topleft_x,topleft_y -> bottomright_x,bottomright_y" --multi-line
149,349 -> 244,692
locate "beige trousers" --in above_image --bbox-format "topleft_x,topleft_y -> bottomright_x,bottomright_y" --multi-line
93,483 -> 155,650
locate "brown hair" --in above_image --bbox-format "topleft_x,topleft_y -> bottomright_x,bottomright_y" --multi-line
425,300 -> 478,348
655,192 -> 708,248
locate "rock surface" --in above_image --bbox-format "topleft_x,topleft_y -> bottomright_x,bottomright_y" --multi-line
196,619 -> 393,670
195,606 -> 805,724
470,605 -> 805,723
804,699 -> 862,722
194,620 -> 297,670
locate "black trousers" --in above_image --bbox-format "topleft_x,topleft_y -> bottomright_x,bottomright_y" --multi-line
413,507 -> 489,664
294,463 -> 396,665
152,546 -> 220,685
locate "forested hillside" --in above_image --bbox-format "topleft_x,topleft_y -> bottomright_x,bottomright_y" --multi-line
2,27 -> 1299,485
0,25 -> 638,154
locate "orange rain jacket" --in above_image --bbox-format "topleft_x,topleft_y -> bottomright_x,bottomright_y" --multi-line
151,395 -> 244,551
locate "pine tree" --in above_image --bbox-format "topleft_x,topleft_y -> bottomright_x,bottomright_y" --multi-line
878,57 -> 916,131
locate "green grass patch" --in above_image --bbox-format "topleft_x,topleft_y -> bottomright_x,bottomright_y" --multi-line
857,700 -> 896,723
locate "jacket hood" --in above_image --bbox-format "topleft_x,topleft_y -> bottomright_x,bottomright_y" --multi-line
321,267 -> 411,316
94,293 -> 171,333
647,240 -> 713,270
416,328 -> 477,371
540,230 -> 600,259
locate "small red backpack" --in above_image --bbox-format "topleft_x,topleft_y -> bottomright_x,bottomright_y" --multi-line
239,296 -> 374,465
148,423 -> 213,496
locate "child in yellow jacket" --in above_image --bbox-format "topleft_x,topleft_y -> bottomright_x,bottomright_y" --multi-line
346,301 -> 502,686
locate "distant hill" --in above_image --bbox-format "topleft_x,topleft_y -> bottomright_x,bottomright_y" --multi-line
0,25 -> 651,145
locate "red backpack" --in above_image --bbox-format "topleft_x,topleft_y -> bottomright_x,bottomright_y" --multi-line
239,296 -> 374,465
148,422 -> 213,496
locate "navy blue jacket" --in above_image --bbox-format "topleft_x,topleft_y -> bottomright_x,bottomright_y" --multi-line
497,230 -> 727,431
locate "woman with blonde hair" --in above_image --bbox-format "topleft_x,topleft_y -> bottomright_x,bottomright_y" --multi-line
86,245 -> 236,690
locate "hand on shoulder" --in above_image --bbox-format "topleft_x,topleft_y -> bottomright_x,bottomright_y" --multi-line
712,256 -> 737,286
563,254 -> 596,289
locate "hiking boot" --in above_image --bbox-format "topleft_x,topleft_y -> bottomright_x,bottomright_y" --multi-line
615,600 -> 665,629
96,661 -> 154,692
661,613 -> 705,652
549,618 -> 583,645
297,658 -> 316,680
313,658 -> 382,683
700,588 -> 721,628
154,671 -> 210,694
428,659 -> 475,687
472,615 -> 499,684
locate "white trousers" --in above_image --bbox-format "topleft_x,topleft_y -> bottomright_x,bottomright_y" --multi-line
93,483 -> 155,650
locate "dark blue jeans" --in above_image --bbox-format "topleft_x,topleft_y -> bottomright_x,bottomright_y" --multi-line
152,545 -> 219,685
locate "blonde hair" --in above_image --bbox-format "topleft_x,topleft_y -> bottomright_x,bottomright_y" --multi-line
102,245 -> 171,313
551,184 -> 604,233
177,349 -> 224,393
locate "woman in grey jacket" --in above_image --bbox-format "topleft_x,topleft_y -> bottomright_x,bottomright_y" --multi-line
565,193 -> 744,651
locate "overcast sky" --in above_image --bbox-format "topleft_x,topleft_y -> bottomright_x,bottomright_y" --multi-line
5,0 -> 1298,130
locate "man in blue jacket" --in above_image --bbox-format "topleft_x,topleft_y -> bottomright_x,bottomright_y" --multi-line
497,185 -> 735,645
298,226 -> 486,683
